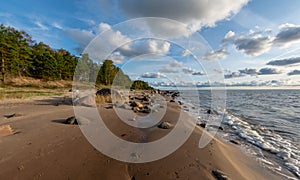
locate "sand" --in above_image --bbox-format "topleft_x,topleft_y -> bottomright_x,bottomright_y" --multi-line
0,125 -> 14,137
0,96 -> 280,180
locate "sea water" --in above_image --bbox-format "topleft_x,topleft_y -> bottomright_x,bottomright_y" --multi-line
177,89 -> 300,179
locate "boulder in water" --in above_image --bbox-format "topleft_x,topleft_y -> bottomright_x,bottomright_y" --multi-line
207,109 -> 219,115
198,123 -> 206,128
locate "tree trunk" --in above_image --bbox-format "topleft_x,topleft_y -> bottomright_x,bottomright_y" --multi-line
1,50 -> 5,84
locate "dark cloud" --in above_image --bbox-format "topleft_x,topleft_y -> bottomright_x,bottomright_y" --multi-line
224,67 -> 281,78
182,67 -> 196,74
288,70 -> 300,76
258,68 -> 281,75
192,71 -> 206,76
234,36 -> 272,56
274,24 -> 300,46
238,68 -> 258,75
267,57 -> 300,66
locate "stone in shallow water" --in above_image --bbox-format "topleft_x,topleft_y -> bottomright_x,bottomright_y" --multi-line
229,140 -> 240,145
198,123 -> 206,128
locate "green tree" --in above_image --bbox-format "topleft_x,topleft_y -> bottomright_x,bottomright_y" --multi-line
130,80 -> 153,90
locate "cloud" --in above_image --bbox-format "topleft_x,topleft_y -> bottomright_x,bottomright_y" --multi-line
288,70 -> 300,76
52,22 -> 63,30
181,50 -> 191,57
192,71 -> 206,76
159,66 -> 179,73
182,67 -> 196,74
234,36 -> 273,56
34,21 -> 48,30
219,24 -> 300,56
224,67 -> 280,78
203,47 -> 228,60
223,30 -> 235,43
258,67 -> 281,75
107,51 -> 125,64
159,60 -> 184,73
151,79 -> 300,88
141,72 -> 166,78
274,23 -> 300,47
65,28 -> 95,52
238,68 -> 258,75
118,0 -> 249,37
96,23 -> 111,33
122,39 -> 170,57
224,72 -> 245,79
169,60 -> 184,67
66,23 -> 171,62
267,57 -> 300,66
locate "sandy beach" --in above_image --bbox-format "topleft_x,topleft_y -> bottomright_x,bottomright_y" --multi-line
0,95 -> 281,180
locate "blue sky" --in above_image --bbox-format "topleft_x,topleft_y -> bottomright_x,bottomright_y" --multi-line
1,0 -> 300,88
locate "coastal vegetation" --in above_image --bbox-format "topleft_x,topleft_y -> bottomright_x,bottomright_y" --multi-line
0,24 -> 153,90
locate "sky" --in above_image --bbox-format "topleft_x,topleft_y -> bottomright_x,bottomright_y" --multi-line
1,0 -> 300,88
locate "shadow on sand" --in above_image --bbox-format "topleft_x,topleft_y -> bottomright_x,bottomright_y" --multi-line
34,97 -> 74,106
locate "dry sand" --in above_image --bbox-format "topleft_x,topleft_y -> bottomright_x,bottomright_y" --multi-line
0,97 -> 280,180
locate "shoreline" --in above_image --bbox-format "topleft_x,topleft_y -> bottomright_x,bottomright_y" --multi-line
0,95 -> 282,179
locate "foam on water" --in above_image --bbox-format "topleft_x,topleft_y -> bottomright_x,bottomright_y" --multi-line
175,93 -> 300,179
222,114 -> 300,178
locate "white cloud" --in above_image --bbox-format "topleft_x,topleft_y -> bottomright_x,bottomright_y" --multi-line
203,47 -> 228,60
117,39 -> 171,57
97,22 -> 111,34
141,72 -> 166,78
181,49 -> 191,57
223,30 -> 235,42
218,24 -> 300,57
107,51 -> 125,64
118,0 -> 249,37
66,23 -> 171,62
225,72 -> 245,79
52,22 -> 63,30
34,21 -> 48,30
